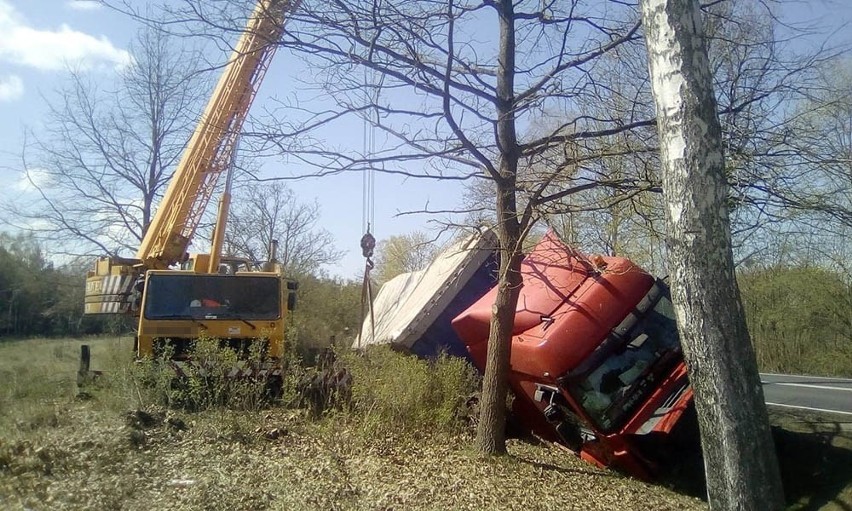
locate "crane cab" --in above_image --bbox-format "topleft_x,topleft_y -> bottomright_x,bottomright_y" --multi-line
136,270 -> 296,361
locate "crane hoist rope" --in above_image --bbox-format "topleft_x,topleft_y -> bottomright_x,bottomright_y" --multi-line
360,121 -> 376,341
359,61 -> 382,346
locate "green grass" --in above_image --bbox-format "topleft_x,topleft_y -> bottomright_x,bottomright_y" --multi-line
0,336 -> 132,435
0,336 -> 706,511
6,336 -> 850,510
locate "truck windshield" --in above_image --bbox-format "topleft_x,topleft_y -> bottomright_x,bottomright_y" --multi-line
565,294 -> 681,432
143,274 -> 281,321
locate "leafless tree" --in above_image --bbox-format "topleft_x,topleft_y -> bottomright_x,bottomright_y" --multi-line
445,0 -> 845,276
642,0 -> 784,507
749,58 -> 852,271
6,26 -> 207,257
225,181 -> 343,275
142,0 -> 651,454
507,0 -> 846,273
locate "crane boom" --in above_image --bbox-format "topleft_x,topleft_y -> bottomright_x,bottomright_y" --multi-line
85,0 -> 297,316
138,0 -> 294,269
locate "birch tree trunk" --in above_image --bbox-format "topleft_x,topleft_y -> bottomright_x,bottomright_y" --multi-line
640,0 -> 784,508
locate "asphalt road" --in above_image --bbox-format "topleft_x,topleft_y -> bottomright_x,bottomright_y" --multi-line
761,373 -> 852,416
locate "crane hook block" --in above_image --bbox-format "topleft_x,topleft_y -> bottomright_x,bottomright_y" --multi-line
360,232 -> 376,259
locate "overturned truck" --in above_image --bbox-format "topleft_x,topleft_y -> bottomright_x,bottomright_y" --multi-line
359,230 -> 696,480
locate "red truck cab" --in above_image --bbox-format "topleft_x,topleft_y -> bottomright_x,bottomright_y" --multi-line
452,232 -> 694,480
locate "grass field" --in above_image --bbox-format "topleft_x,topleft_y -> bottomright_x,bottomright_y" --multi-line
0,336 -> 849,510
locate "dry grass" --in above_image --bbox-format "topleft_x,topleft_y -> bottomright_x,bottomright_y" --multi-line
0,336 -> 706,510
1,406 -> 703,511
6,336 -> 851,510
3,336 -> 851,510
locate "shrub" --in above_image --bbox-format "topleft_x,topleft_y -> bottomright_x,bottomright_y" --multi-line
132,335 -> 283,411
341,346 -> 480,435
739,265 -> 852,377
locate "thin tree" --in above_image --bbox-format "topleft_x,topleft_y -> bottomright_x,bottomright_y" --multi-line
225,181 -> 343,275
641,0 -> 784,508
6,26 -> 207,257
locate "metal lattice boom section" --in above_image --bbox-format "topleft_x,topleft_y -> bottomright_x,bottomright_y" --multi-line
136,0 -> 294,268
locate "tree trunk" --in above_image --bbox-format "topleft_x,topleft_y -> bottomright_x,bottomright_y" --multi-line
476,0 -> 523,455
476,184 -> 523,454
641,0 -> 784,509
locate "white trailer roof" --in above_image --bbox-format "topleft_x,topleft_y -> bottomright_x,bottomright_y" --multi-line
355,229 -> 497,351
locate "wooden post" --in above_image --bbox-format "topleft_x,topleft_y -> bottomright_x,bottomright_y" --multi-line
77,344 -> 91,387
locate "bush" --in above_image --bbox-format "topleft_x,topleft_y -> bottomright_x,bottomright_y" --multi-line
287,273 -> 362,362
133,335 -> 286,411
739,265 -> 852,377
341,346 -> 480,435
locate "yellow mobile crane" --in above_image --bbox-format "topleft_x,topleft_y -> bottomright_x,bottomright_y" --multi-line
84,0 -> 298,362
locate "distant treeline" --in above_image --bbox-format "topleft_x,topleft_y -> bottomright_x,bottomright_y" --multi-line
1,232 -> 849,376
0,233 -> 110,338
739,266 -> 852,377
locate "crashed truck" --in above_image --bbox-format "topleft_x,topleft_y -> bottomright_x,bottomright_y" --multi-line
357,229 -> 695,480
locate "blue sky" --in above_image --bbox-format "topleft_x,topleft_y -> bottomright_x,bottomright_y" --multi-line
0,0 -> 468,278
0,1 -> 132,151
0,0 -> 850,277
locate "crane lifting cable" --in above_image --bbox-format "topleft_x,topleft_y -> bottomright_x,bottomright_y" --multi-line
359,61 -> 379,347
359,228 -> 376,349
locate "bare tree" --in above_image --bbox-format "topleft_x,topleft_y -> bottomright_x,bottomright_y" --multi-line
792,61 -> 852,223
146,0 -> 648,454
6,26 -> 207,257
225,181 -> 343,275
642,0 -> 784,507
529,0 -> 847,271
752,58 -> 852,271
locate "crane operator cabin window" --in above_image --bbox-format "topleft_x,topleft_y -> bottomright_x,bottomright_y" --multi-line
143,274 -> 281,320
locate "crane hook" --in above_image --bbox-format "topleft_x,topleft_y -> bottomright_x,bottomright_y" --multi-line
360,230 -> 376,269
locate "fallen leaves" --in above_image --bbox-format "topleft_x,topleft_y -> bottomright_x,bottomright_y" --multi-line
0,406 -> 707,510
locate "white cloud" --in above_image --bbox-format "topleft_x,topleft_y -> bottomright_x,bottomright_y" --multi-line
0,74 -> 23,101
15,168 -> 53,192
66,1 -> 103,11
0,0 -> 130,72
